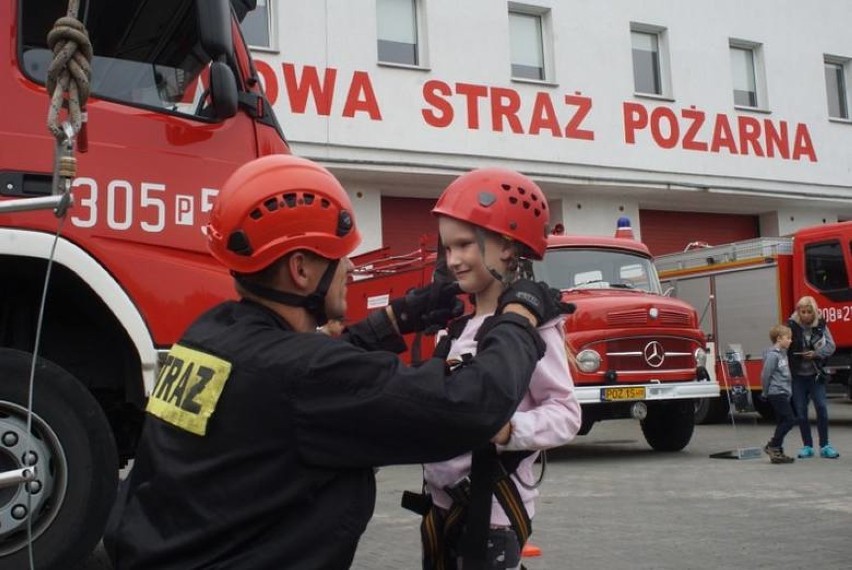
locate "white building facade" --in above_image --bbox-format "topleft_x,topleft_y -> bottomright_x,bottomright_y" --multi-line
241,0 -> 852,256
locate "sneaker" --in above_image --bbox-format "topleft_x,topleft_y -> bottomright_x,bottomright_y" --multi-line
763,444 -> 779,457
769,448 -> 795,463
797,445 -> 815,459
771,452 -> 795,464
820,444 -> 840,459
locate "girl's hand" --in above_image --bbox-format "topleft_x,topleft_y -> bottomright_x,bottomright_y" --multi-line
491,422 -> 512,445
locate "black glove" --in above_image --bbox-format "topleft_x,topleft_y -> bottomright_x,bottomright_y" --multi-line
390,281 -> 464,335
496,279 -> 575,327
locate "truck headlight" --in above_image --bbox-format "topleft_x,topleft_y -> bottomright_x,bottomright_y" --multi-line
576,349 -> 601,373
694,348 -> 707,367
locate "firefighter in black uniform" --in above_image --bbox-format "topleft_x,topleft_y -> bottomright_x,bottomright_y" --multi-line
104,154 -> 570,569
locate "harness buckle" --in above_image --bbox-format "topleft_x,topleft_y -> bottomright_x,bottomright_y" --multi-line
444,476 -> 471,505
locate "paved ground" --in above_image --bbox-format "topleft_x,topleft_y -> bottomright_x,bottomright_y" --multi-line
78,396 -> 852,569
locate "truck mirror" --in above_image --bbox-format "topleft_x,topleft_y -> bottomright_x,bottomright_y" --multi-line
209,62 -> 238,119
197,0 -> 233,58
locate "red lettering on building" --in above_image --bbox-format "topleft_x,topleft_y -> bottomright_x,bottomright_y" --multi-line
456,83 -> 488,129
490,87 -> 523,133
650,106 -> 679,149
342,71 -> 382,119
622,101 -> 817,162
419,81 -> 595,139
792,124 -> 817,161
738,116 -> 764,157
421,80 -> 453,128
529,92 -> 561,136
623,102 -> 647,144
564,94 -> 594,140
282,64 -> 336,115
764,120 -> 790,159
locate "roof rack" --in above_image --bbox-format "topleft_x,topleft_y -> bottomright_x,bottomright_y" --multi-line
655,237 -> 792,273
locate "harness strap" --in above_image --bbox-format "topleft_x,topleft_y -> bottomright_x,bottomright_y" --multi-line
404,449 -> 534,569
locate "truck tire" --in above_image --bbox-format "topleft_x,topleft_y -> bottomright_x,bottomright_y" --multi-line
0,348 -> 118,569
694,396 -> 729,424
641,400 -> 695,451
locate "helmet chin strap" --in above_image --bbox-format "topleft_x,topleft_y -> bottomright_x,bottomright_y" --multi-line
235,260 -> 339,326
474,227 -> 517,287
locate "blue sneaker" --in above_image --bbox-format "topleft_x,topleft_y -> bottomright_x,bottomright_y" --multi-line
820,444 -> 840,459
797,446 -> 815,458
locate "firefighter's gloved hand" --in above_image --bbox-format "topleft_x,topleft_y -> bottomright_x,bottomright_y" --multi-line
390,281 -> 464,335
497,279 -> 574,327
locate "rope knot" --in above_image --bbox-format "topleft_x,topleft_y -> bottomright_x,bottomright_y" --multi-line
46,16 -> 93,141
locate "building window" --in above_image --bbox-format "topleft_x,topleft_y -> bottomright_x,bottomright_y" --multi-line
509,10 -> 545,80
825,57 -> 850,119
630,24 -> 670,98
240,0 -> 274,49
729,41 -> 764,108
377,0 -> 420,66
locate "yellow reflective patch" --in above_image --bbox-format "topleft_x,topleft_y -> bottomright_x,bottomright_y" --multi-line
146,344 -> 232,436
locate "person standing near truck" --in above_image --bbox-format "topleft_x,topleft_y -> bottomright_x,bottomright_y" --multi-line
760,324 -> 796,464
104,155 -> 573,569
410,168 -> 581,569
787,296 -> 839,459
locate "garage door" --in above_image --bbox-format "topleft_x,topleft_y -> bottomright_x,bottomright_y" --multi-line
639,210 -> 759,257
381,197 -> 438,255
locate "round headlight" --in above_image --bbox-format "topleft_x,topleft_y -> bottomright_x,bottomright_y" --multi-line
576,349 -> 601,373
694,347 -> 707,367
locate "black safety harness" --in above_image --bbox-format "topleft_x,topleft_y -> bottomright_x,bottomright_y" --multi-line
402,315 -> 534,570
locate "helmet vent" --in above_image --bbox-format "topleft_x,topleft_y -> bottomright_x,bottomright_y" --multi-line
264,198 -> 279,212
283,193 -> 297,208
249,208 -> 263,220
523,201 -> 530,209
321,198 -> 331,209
534,208 -> 541,217
501,184 -> 511,191
304,193 -> 315,205
518,186 -> 526,195
509,196 -> 518,205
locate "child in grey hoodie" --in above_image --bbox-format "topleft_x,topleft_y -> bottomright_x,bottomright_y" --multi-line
761,324 -> 796,464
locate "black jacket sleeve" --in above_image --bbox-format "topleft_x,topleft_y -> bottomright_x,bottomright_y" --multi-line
341,308 -> 407,353
292,313 -> 544,468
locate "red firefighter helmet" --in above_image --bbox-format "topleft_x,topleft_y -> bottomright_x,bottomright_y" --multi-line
432,168 -> 550,259
206,155 -> 361,273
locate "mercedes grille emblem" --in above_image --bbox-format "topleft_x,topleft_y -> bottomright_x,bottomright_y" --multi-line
643,340 -> 665,368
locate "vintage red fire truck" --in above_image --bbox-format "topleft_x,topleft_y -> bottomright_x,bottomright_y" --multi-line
656,221 -> 852,423
347,227 -> 717,454
0,0 -> 286,566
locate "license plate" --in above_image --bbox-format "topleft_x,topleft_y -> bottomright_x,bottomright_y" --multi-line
600,386 -> 646,401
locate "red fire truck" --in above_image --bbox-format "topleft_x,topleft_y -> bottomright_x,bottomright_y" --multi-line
0,0 -> 287,566
656,221 -> 852,423
348,229 -> 717,453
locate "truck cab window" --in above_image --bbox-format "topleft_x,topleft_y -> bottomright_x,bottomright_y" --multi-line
20,0 -> 222,120
534,249 -> 664,294
804,240 -> 849,290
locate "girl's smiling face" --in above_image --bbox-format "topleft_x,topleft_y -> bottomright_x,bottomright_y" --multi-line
438,216 -> 510,298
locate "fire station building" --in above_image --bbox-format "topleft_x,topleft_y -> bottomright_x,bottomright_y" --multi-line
242,0 -> 852,257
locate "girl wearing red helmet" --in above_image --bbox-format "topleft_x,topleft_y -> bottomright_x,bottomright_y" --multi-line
419,168 -> 581,569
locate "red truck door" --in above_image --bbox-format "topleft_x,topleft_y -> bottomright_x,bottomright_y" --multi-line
792,223 -> 852,379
